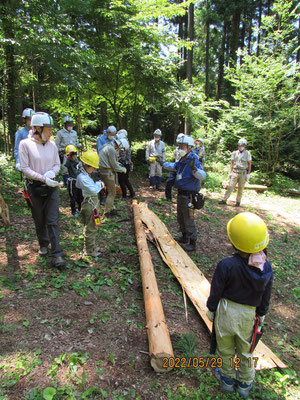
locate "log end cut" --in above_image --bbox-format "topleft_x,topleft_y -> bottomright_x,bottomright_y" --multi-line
150,353 -> 174,372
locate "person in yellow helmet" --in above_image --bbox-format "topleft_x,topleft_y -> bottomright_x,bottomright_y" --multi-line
76,150 -> 105,258
206,212 -> 273,399
64,145 -> 83,216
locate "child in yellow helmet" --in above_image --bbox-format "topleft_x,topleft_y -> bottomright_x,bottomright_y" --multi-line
206,212 -> 273,399
76,150 -> 104,258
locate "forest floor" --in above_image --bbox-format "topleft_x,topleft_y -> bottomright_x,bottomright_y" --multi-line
0,164 -> 299,400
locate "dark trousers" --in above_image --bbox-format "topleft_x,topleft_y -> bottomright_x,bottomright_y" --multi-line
165,172 -> 176,199
28,186 -> 63,257
67,179 -> 83,213
118,165 -> 135,198
177,193 -> 197,240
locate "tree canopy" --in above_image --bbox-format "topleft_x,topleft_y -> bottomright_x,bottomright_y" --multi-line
0,0 -> 299,176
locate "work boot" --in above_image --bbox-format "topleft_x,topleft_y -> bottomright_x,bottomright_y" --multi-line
175,234 -> 188,244
237,381 -> 253,398
38,247 -> 48,257
215,367 -> 234,394
52,256 -> 66,269
235,202 -> 241,207
104,209 -> 119,217
219,200 -> 227,205
89,249 -> 103,258
182,239 -> 196,252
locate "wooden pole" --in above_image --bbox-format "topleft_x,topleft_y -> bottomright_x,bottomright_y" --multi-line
132,200 -> 174,372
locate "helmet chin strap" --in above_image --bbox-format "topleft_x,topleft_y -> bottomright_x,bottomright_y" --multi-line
41,131 -> 47,142
35,126 -> 47,143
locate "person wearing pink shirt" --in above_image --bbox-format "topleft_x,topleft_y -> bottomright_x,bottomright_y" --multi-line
19,112 -> 65,268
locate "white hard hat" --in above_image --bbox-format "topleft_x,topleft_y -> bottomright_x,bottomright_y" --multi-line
154,129 -> 162,136
116,129 -> 128,139
177,134 -> 194,147
107,125 -> 117,134
176,133 -> 185,143
115,138 -> 129,151
22,108 -> 34,118
63,115 -> 73,124
31,112 -> 54,128
238,138 -> 247,146
196,138 -> 204,143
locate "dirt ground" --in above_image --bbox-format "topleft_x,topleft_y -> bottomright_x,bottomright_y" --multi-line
0,171 -> 299,399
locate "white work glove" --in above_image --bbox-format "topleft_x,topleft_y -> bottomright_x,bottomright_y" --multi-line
258,315 -> 265,325
206,309 -> 215,322
43,170 -> 56,179
246,174 -> 250,181
229,173 -> 232,179
15,162 -> 21,171
121,167 -> 126,174
96,180 -> 105,191
45,177 -> 63,188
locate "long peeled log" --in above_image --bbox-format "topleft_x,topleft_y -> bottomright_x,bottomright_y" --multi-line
132,200 -> 174,372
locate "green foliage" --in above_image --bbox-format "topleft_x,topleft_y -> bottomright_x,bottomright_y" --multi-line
174,333 -> 197,359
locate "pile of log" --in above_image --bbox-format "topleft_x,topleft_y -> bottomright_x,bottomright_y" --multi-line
136,201 -> 287,371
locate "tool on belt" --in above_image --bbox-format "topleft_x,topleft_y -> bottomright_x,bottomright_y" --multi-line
250,316 -> 264,353
192,192 -> 205,209
23,187 -> 33,208
93,208 -> 101,226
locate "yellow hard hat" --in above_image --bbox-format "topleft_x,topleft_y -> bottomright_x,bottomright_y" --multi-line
80,150 -> 99,169
65,144 -> 77,155
149,156 -> 157,163
227,212 -> 269,253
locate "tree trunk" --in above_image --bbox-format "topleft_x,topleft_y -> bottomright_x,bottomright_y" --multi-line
216,21 -> 227,100
297,16 -> 300,64
185,3 -> 194,135
229,7 -> 241,67
239,15 -> 246,65
132,200 -> 174,372
2,3 -> 17,156
186,3 -> 194,85
205,0 -> 210,98
248,14 -> 253,54
256,0 -> 263,57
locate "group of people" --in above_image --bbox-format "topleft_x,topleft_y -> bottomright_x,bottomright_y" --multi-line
144,129 -> 272,399
15,110 -> 271,399
15,109 -> 136,264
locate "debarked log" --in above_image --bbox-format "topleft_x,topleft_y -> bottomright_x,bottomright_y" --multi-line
0,192 -> 10,226
132,200 -> 174,372
222,181 -> 268,193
